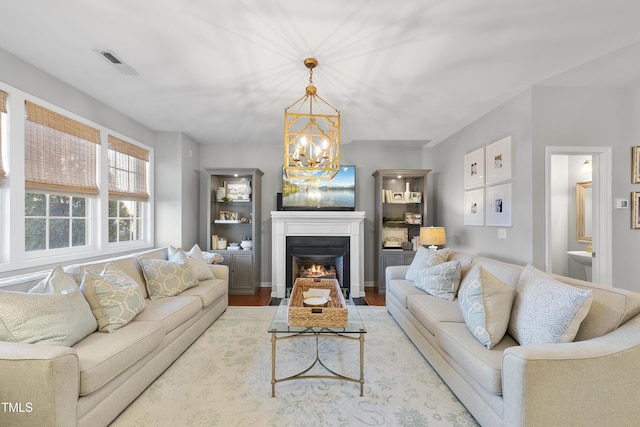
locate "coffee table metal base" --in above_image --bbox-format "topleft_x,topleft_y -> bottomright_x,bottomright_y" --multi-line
271,328 -> 365,397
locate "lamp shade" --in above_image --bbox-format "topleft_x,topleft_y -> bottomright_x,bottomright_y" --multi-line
420,227 -> 446,249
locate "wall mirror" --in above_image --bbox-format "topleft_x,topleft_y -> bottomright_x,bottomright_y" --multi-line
576,181 -> 592,243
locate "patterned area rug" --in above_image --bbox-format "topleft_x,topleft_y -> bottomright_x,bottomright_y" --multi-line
111,306 -> 478,427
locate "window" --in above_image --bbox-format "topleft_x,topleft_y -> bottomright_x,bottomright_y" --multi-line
0,90 -> 7,180
108,135 -> 149,243
25,193 -> 88,251
24,101 -> 100,252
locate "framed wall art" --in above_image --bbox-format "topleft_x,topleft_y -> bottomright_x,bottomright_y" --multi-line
464,188 -> 485,226
632,192 -> 640,229
486,136 -> 512,184
464,147 -> 485,189
226,182 -> 250,200
633,146 -> 640,184
486,183 -> 512,227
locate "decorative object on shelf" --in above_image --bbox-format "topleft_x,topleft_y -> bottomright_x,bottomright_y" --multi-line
633,146 -> 640,183
241,234 -> 253,250
486,183 -> 512,227
227,182 -> 250,200
211,234 -> 218,250
391,192 -> 404,202
217,237 -> 227,250
464,147 -> 485,189
420,226 -> 446,250
228,242 -> 240,251
284,57 -> 340,180
229,211 -> 239,221
401,242 -> 413,250
485,136 -> 512,184
464,188 -> 485,226
632,192 -> 640,229
382,227 -> 408,248
216,187 -> 226,202
221,196 -> 231,202
404,182 -> 411,201
410,192 -> 422,203
219,211 -> 230,221
404,212 -> 422,225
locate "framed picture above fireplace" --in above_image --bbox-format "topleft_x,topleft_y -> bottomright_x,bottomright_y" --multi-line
281,165 -> 356,211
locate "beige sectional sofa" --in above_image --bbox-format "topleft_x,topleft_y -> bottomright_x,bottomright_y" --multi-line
0,247 -> 228,427
386,249 -> 640,427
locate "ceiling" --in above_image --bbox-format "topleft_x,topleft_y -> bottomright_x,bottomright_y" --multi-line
0,0 -> 639,148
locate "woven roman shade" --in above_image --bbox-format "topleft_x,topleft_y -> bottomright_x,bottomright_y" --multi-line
0,90 -> 7,179
24,101 -> 100,195
108,135 -> 149,202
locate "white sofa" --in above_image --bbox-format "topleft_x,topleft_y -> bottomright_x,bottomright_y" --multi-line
0,247 -> 228,427
386,250 -> 640,427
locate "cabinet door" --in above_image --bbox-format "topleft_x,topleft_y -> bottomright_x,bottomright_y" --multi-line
403,252 -> 416,265
229,253 -> 254,295
381,252 -> 403,293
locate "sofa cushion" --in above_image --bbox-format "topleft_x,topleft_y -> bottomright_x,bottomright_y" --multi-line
436,321 -> 518,395
169,244 -> 214,282
388,278 -> 428,308
140,253 -> 198,300
80,264 -> 146,332
0,267 -> 97,347
179,277 -> 227,307
459,265 -> 514,349
414,259 -> 462,301
133,295 -> 202,334
407,294 -> 465,336
73,320 -> 164,396
405,246 -> 447,282
508,265 -> 593,345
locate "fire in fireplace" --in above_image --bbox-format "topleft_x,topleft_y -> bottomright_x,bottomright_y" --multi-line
286,236 -> 350,296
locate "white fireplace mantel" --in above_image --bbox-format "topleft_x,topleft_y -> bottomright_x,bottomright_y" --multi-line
271,211 -> 366,298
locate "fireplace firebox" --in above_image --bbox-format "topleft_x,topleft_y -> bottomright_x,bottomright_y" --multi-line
286,236 -> 350,297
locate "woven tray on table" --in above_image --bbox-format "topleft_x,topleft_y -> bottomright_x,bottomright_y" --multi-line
288,278 -> 347,328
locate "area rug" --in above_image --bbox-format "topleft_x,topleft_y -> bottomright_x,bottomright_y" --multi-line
110,306 -> 478,427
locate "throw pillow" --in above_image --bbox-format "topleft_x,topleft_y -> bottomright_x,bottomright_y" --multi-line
140,252 -> 198,299
80,263 -> 146,332
508,264 -> 593,345
414,259 -> 462,300
0,266 -> 97,346
405,246 -> 447,282
169,245 -> 214,281
458,265 -> 515,349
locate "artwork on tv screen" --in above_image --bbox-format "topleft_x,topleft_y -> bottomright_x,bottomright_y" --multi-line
282,165 -> 356,211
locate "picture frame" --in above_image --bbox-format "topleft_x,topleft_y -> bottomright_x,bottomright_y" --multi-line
229,211 -> 239,221
632,192 -> 640,229
464,188 -> 485,226
391,192 -> 404,202
486,183 -> 512,227
226,182 -> 250,200
633,146 -> 640,184
404,212 -> 422,225
219,211 -> 230,221
410,192 -> 422,203
486,136 -> 512,184
464,147 -> 485,189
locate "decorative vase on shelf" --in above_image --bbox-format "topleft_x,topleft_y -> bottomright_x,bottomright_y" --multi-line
404,182 -> 411,201
240,240 -> 253,250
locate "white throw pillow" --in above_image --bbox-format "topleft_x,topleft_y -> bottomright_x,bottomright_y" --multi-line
413,259 -> 462,301
405,246 -> 447,282
169,245 -> 215,281
140,252 -> 198,299
80,263 -> 146,332
508,264 -> 593,345
458,265 -> 515,349
0,266 -> 97,346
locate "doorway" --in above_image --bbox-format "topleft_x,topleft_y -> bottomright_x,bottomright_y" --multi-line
545,146 -> 612,285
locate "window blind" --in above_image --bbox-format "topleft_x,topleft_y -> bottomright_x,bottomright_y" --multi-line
24,101 -> 100,195
108,135 -> 149,202
0,90 -> 7,179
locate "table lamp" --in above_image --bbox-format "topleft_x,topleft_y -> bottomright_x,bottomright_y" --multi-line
420,226 -> 446,250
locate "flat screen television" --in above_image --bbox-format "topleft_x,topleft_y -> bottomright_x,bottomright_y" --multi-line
281,165 -> 356,211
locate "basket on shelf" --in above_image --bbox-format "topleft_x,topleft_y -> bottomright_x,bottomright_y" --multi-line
288,278 -> 347,328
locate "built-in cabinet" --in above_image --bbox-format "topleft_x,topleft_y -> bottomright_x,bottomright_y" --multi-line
199,168 -> 263,295
373,169 -> 430,293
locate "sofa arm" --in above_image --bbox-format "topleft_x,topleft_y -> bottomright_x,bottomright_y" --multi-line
385,265 -> 409,283
0,341 -> 79,427
209,264 -> 229,282
502,315 -> 640,427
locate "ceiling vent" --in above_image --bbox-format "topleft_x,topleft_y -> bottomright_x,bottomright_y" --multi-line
94,50 -> 139,76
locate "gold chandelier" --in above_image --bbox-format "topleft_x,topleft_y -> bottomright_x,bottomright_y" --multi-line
284,58 -> 340,180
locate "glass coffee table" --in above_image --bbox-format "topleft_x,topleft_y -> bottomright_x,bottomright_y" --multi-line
268,298 -> 367,397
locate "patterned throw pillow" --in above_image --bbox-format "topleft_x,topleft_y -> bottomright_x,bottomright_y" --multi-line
169,244 -> 215,281
0,266 -> 97,346
140,252 -> 198,299
508,264 -> 593,345
458,265 -> 515,349
414,259 -> 462,300
80,263 -> 146,332
405,246 -> 447,282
